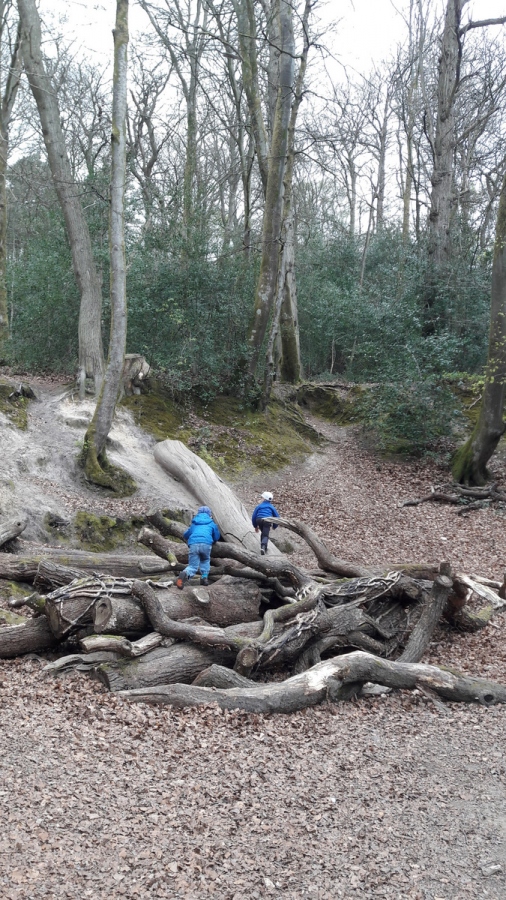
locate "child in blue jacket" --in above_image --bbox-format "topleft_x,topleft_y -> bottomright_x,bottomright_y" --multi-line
251,491 -> 279,555
176,506 -> 221,588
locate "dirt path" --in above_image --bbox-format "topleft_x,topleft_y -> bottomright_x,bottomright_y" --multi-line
1,385 -> 506,898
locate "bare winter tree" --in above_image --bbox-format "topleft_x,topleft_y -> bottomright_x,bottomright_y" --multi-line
425,0 -> 506,292
81,0 -> 133,493
17,0 -> 105,395
0,0 -> 23,352
452,169 -> 506,485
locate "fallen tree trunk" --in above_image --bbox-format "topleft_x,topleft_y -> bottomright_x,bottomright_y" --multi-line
0,550 -> 172,582
118,650 -> 506,712
92,576 -> 262,634
92,594 -> 148,635
153,442 -> 280,554
0,515 -> 28,549
139,526 -> 311,588
97,643 -> 232,691
0,615 -> 58,658
262,516 -> 372,578
400,564 -> 453,663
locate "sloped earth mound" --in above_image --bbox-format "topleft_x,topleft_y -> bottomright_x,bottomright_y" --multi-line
1,378 -> 506,899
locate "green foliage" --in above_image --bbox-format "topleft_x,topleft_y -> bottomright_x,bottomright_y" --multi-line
356,379 -> 461,456
297,229 -> 491,384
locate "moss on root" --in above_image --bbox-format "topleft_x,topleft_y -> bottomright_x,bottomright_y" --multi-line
0,382 -> 30,429
80,439 -> 137,496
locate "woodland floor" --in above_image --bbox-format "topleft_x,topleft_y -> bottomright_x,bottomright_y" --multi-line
1,383 -> 506,899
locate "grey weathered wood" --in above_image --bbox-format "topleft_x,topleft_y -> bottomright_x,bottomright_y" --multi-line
0,550 -> 171,583
119,650 -> 506,712
80,632 -> 164,658
97,644 -> 231,692
0,615 -> 58,658
152,444 -> 280,554
400,564 -> 453,663
0,515 -> 28,549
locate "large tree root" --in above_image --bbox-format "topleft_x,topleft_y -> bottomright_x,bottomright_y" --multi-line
118,651 -> 506,713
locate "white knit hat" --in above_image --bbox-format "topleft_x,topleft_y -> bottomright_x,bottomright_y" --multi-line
261,491 -> 273,501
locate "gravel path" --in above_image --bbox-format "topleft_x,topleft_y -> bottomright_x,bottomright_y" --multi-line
1,410 -> 506,899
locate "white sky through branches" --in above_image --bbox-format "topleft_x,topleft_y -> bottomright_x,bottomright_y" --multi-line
52,0 -> 506,74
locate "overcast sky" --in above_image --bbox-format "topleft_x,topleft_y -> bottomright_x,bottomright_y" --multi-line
52,0 -> 506,73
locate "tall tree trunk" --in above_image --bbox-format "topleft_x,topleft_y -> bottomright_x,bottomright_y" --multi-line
0,12 -> 23,353
82,0 -> 132,493
17,0 -> 105,394
427,0 -> 469,279
452,171 -> 506,485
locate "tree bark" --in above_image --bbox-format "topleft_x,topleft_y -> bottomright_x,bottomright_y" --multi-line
0,515 -> 27,549
246,0 -> 294,376
452,171 -> 506,485
427,0 -> 469,279
0,551 -> 172,583
118,649 -> 506,712
153,442 -> 280,554
0,615 -> 57,658
92,576 -> 262,633
399,564 -> 453,663
82,0 -> 130,490
17,0 -> 105,392
97,643 -> 230,692
0,12 -> 23,351
92,594 -> 148,635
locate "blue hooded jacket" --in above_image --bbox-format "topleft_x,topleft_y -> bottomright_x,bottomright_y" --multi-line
183,512 -> 221,546
252,501 -> 279,528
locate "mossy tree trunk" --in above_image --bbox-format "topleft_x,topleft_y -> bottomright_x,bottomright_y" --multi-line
82,0 -> 133,494
17,0 -> 105,394
452,171 -> 506,485
0,11 -> 23,354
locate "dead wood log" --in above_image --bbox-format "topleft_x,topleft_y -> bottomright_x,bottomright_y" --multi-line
0,550 -> 172,583
139,526 -> 311,589
130,580 -> 253,651
118,650 -> 506,712
399,563 -> 453,663
45,576 -> 136,639
0,616 -> 58,658
192,665 -> 255,689
92,576 -> 262,635
152,443 -> 280,554
80,633 -> 164,658
137,527 -> 184,565
92,595 -> 148,635
42,651 -> 123,674
34,561 -> 89,590
262,516 -> 372,578
0,515 -> 28,549
97,644 -> 231,691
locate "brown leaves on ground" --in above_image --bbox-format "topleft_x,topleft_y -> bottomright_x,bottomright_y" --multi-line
1,414 -> 506,898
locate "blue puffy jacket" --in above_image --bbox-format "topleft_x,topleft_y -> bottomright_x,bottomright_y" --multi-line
183,512 -> 221,546
252,501 -> 279,528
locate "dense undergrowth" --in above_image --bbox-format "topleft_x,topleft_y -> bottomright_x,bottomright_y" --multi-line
3,221 -> 502,461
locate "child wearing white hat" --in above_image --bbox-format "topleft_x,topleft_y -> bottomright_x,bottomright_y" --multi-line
251,492 -> 280,554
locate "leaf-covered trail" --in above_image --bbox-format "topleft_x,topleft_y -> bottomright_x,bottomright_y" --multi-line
1,663 -> 506,899
238,415 -> 506,583
2,407 -> 506,899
